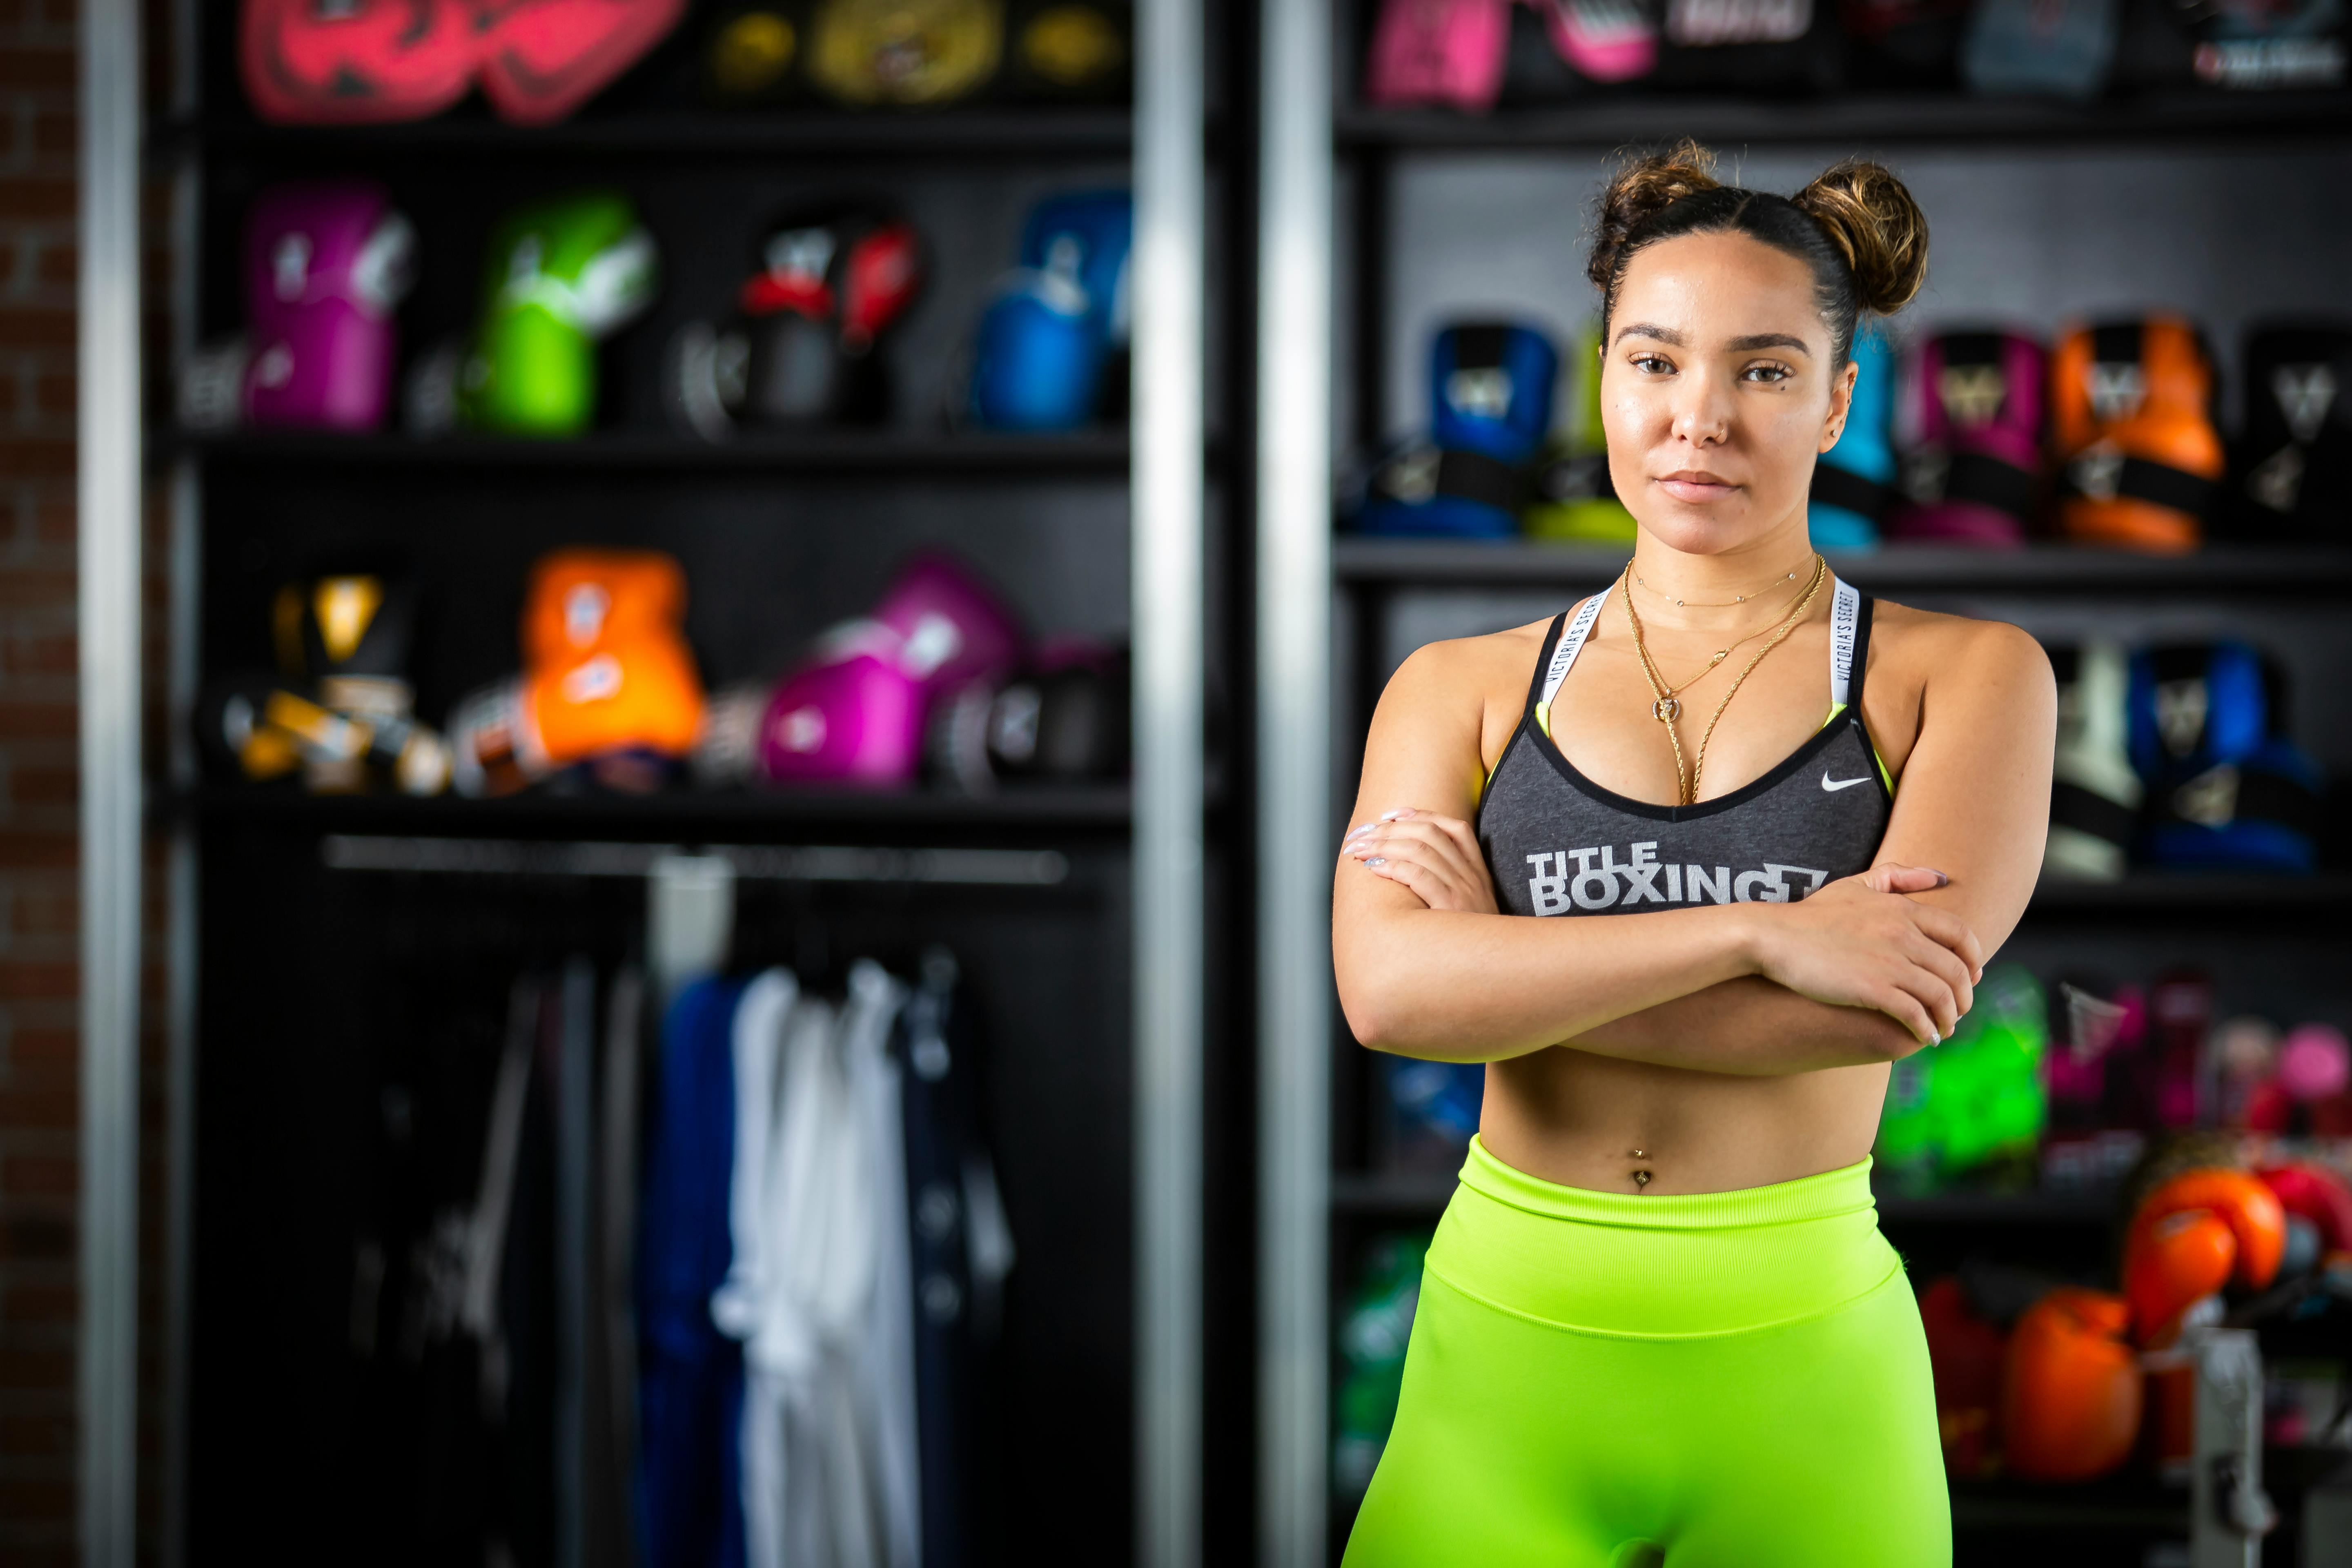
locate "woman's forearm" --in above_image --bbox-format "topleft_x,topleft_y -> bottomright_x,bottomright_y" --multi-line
1336,901 -> 1763,1061
1567,977 -> 1918,1076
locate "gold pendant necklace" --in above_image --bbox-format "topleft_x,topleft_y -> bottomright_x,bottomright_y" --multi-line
1633,559 -> 1810,609
1623,554 -> 1828,805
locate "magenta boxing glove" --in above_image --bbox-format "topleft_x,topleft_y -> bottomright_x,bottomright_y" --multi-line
753,633 -> 928,787
243,181 -> 416,430
1892,330 -> 2046,547
864,552 -> 1026,702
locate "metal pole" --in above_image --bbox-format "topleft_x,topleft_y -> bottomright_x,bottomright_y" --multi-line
78,0 -> 144,1559
1257,1 -> 1334,1562
1133,0 -> 1205,1562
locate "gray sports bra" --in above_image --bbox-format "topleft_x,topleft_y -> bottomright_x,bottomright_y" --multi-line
1477,579 -> 1893,916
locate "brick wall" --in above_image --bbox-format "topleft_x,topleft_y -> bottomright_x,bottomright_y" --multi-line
0,0 -> 174,1561
0,0 -> 89,1557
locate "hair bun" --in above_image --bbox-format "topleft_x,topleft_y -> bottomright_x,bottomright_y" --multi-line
1791,159 -> 1928,315
1586,139 -> 1722,294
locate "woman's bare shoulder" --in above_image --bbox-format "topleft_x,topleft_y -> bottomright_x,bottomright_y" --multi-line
1869,597 -> 2054,706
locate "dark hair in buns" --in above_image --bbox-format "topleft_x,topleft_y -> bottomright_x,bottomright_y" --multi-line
1587,140 -> 1929,365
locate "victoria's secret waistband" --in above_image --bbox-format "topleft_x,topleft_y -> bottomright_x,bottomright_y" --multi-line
1425,1137 -> 1904,1339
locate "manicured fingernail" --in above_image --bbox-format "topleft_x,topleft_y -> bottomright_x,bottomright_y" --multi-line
1343,826 -> 1373,844
1365,856 -> 1387,868
1927,1029 -> 1941,1046
1381,809 -> 1413,821
1928,871 -> 1949,887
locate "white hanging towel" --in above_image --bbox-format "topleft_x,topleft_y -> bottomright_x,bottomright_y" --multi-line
739,960 -> 919,1568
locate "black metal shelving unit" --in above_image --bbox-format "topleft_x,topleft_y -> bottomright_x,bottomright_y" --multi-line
1310,2 -> 2352,1554
159,11 -> 1244,1566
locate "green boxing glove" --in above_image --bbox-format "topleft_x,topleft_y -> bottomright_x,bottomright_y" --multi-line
461,191 -> 659,436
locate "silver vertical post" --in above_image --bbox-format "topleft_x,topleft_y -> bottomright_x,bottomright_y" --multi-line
78,0 -> 144,1560
1133,0 -> 1205,1564
1257,1 -> 1334,1563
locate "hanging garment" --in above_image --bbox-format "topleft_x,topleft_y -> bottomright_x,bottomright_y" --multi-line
737,960 -> 923,1568
587,966 -> 646,1568
638,977 -> 751,1568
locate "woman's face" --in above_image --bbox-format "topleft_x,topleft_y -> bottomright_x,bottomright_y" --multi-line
1598,230 -> 1857,556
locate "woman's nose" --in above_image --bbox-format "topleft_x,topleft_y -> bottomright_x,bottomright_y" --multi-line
1669,367 -> 1733,446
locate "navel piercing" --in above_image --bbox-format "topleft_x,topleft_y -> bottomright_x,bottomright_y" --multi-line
1632,1170 -> 1653,1189
1630,1149 -> 1647,1159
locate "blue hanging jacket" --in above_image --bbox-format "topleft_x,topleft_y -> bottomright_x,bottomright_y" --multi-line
636,977 -> 749,1568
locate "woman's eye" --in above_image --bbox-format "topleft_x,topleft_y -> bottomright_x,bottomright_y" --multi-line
1742,363 -> 1793,383
1631,354 -> 1673,375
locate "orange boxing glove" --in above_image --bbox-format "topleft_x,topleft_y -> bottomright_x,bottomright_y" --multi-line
2127,1167 -> 2287,1293
521,548 -> 690,668
2258,1163 -> 2352,1256
521,635 -> 705,768
2001,1287 -> 2143,1482
2124,1208 -> 2235,1345
2051,316 -> 2224,554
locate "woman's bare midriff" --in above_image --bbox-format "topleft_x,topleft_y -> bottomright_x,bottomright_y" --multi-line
1478,1047 -> 1891,1196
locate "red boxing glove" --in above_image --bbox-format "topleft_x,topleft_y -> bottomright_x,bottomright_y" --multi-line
2000,1288 -> 2142,1482
2126,1167 -> 2287,1293
2258,1163 -> 2352,1256
2123,1208 -> 2235,1345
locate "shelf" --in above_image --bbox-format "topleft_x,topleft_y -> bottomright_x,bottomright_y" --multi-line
162,427 -> 1137,477
167,782 -> 1134,839
1333,1172 -> 2116,1227
1946,1474 -> 2185,1534
2029,873 -> 2352,917
1333,539 -> 2352,594
154,107 -> 1137,164
1336,89 -> 2352,154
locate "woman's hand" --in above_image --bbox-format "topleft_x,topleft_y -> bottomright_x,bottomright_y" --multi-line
1340,808 -> 1498,915
1741,864 -> 1987,1049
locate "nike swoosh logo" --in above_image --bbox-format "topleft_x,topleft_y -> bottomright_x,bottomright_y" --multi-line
1822,772 -> 1875,792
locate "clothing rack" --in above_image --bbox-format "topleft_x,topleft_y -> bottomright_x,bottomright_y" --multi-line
319,835 -> 1071,888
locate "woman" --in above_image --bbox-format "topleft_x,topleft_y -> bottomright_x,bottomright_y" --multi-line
1333,144 -> 2055,1567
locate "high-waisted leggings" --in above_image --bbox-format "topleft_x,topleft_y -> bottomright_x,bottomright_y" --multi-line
1343,1138 -> 1950,1568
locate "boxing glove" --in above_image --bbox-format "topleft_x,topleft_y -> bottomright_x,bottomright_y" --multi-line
1005,0 -> 1131,99
1524,0 -> 1659,82
704,4 -> 806,104
1363,0 -> 1514,109
2044,641 -> 2140,880
271,569 -> 427,790
2000,1287 -> 2141,1481
1526,322 -> 1637,544
1653,0 -> 1844,89
241,0 -> 477,124
2127,1167 -> 2287,1294
453,548 -> 704,794
971,192 -> 1132,431
807,0 -> 1005,106
927,645 -> 1130,790
2179,0 -> 2346,88
1917,1275 -> 2007,1477
1807,323 -> 1895,551
1891,330 -> 2044,547
753,634 -> 929,787
474,0 -> 689,125
2051,316 -> 2223,553
200,677 -> 452,796
2227,323 -> 2352,541
2128,641 -> 2323,874
241,183 -> 416,432
668,204 -> 925,437
1961,0 -> 2119,95
460,192 -> 659,437
1359,322 -> 1559,539
2257,1162 -> 2352,1256
2125,1207 -> 2237,1344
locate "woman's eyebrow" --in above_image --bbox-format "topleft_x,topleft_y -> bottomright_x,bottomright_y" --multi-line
1612,323 -> 1685,347
1726,332 -> 1811,355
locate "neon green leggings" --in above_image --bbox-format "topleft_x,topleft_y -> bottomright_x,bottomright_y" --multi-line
1344,1138 -> 1950,1568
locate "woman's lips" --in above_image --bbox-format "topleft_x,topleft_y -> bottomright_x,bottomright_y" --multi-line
1655,470 -> 1740,503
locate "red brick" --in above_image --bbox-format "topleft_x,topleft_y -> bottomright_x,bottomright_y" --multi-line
0,830 -> 73,869
0,1410 -> 70,1457
0,301 -> 70,347
31,242 -> 73,293
1,1152 -> 72,1197
28,108 -> 71,163
3,1026 -> 75,1067
0,438 -> 69,479
0,699 -> 74,737
5,763 -> 74,805
0,960 -> 74,999
29,368 -> 68,419
0,571 -> 74,610
0,1080 -> 72,1131
3,631 -> 71,678
0,1341 -> 70,1387
0,1478 -> 71,1518
0,178 -> 73,225
0,48 -> 73,93
27,495 -> 67,542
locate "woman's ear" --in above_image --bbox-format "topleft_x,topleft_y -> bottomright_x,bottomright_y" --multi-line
1820,358 -> 1861,453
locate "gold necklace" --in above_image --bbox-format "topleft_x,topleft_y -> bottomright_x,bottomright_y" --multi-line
1622,555 -> 1828,805
1649,567 -> 1820,690
1633,559 -> 1811,609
